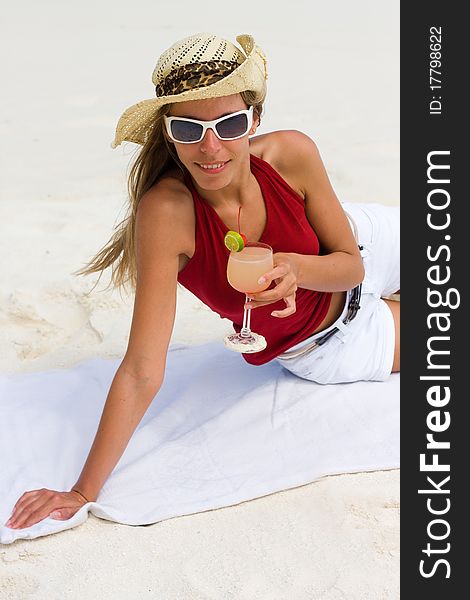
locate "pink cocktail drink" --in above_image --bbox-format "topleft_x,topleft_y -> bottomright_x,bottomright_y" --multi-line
227,245 -> 273,294
224,241 -> 273,353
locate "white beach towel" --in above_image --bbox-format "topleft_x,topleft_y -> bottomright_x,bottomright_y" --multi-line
0,342 -> 399,544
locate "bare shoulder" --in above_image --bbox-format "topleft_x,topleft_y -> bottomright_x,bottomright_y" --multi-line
139,168 -> 192,217
137,170 -> 195,259
249,130 -> 321,198
124,170 -> 195,385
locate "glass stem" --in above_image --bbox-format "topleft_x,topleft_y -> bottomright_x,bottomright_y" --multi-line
240,295 -> 252,337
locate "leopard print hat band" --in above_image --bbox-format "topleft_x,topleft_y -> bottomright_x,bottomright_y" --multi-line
155,60 -> 241,98
111,33 -> 268,148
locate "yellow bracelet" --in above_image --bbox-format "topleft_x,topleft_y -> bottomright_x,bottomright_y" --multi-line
71,488 -> 90,503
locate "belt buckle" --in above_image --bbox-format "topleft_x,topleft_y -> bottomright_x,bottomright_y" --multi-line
343,283 -> 362,324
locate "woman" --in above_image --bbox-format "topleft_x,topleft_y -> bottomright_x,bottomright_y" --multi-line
5,32 -> 399,530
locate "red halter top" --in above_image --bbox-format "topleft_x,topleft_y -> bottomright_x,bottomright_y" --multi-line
177,154 -> 332,365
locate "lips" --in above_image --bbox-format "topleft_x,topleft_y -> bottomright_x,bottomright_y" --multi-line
195,160 -> 229,174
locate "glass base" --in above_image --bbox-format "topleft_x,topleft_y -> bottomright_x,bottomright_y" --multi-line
224,332 -> 267,354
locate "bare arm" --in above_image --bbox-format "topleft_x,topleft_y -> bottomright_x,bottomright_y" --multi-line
72,183 -> 191,501
70,366 -> 166,502
282,131 -> 364,291
247,131 -> 364,316
6,180 -> 193,528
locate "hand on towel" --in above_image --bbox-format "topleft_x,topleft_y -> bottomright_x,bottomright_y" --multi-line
5,488 -> 88,530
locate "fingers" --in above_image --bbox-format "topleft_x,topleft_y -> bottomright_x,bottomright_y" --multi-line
271,295 -> 297,318
5,489 -> 85,530
242,255 -> 298,317
6,503 -> 51,530
245,278 -> 297,310
245,293 -> 297,318
9,490 -> 42,517
49,508 -> 76,521
5,489 -> 46,529
257,263 -> 291,288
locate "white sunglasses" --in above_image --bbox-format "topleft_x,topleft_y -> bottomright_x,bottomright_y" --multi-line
164,106 -> 254,144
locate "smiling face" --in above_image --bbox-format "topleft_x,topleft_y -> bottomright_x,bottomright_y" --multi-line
167,94 -> 259,192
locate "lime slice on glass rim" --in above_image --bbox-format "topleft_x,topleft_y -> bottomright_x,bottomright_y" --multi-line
224,230 -> 246,252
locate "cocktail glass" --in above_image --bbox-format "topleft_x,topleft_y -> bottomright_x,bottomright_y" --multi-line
224,242 -> 273,353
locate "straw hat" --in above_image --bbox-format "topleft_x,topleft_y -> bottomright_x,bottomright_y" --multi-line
111,33 -> 268,148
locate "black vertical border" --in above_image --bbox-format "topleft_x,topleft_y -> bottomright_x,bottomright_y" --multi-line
401,2 -> 466,596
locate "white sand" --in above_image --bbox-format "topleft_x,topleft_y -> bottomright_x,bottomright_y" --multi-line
0,1 -> 399,598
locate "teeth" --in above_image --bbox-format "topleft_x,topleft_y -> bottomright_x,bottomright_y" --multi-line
199,162 -> 225,170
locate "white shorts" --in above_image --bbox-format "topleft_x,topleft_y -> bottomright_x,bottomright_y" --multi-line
275,202 -> 400,384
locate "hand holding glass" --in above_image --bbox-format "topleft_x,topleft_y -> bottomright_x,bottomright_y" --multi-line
224,242 -> 273,353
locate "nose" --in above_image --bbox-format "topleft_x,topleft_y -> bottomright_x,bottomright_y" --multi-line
199,127 -> 222,153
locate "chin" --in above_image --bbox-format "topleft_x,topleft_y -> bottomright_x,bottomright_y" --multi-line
189,166 -> 232,191
197,177 -> 231,191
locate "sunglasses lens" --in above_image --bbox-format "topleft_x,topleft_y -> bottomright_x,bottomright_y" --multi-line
215,113 -> 249,139
170,120 -> 204,142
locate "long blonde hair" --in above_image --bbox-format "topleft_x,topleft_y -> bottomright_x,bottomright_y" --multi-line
73,91 -> 264,292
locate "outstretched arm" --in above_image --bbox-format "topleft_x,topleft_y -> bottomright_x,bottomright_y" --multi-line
6,181 -> 191,529
71,188 -> 185,502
